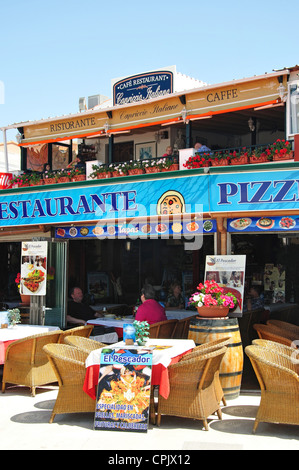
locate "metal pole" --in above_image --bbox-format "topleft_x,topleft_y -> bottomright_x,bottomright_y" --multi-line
2,128 -> 9,171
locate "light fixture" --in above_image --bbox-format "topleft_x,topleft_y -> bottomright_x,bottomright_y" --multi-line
248,117 -> 255,132
16,132 -> 22,144
181,107 -> 187,123
104,122 -> 110,133
277,82 -> 287,102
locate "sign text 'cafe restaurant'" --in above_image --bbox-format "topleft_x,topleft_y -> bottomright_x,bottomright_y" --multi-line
1,64 -> 299,329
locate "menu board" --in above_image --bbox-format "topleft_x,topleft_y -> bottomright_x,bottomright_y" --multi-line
20,241 -> 47,296
204,255 -> 246,317
94,346 -> 153,432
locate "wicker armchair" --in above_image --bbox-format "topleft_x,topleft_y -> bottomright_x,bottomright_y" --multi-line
149,319 -> 178,339
2,330 -> 62,396
58,325 -> 94,343
253,323 -> 295,347
179,336 -> 231,406
64,335 -> 106,354
43,343 -> 96,423
156,347 -> 227,430
172,315 -> 197,339
267,320 -> 299,340
245,344 -> 299,432
252,339 -> 299,364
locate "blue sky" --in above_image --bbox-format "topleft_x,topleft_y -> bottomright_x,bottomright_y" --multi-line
1,0 -> 298,141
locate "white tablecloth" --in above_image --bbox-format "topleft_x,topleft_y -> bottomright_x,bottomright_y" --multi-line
85,338 -> 195,369
166,309 -> 197,320
0,324 -> 60,342
87,317 -> 134,329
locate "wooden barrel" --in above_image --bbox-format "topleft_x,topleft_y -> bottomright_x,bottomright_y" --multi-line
188,317 -> 243,400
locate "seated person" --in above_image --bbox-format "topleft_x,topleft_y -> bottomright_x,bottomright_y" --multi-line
135,284 -> 167,325
67,286 -> 114,335
165,282 -> 185,310
244,285 -> 264,312
162,146 -> 173,157
194,142 -> 211,153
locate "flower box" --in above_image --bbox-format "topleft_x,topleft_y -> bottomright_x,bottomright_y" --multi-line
161,163 -> 179,172
128,168 -> 144,175
96,172 -> 112,179
210,159 -> 229,167
230,155 -> 249,165
71,175 -> 86,182
273,150 -> 294,161
249,155 -> 268,164
43,178 -> 57,185
144,166 -> 161,173
57,176 -> 71,183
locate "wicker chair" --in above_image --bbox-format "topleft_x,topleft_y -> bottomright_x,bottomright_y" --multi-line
64,335 -> 106,354
58,325 -> 94,343
252,339 -> 299,364
2,330 -> 62,396
149,319 -> 178,339
43,343 -> 96,423
172,315 -> 197,339
156,347 -> 227,430
253,323 -> 295,347
267,320 -> 299,340
179,336 -> 231,406
245,344 -> 299,432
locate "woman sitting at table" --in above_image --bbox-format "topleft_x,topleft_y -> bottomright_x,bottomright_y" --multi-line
135,284 -> 167,325
165,281 -> 184,310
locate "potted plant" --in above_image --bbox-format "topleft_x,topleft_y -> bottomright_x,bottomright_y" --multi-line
188,280 -> 239,318
269,139 -> 293,161
127,160 -> 144,175
70,166 -> 86,182
43,170 -> 58,184
10,173 -> 31,188
183,154 -> 210,169
133,320 -> 150,346
229,148 -> 249,165
90,164 -> 112,179
160,156 -> 179,172
143,159 -> 162,173
209,151 -> 230,167
111,163 -> 128,177
29,172 -> 44,186
249,147 -> 270,164
56,168 -> 72,183
7,308 -> 21,327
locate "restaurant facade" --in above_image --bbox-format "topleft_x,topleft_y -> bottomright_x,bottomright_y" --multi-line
1,64 -> 299,329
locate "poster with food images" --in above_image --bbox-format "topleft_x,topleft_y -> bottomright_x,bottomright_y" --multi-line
94,347 -> 153,432
20,242 -> 47,296
204,255 -> 246,317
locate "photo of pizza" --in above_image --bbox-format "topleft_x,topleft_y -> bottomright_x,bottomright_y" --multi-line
156,190 -> 185,215
256,218 -> 275,230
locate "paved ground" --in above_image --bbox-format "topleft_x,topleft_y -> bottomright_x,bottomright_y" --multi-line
0,382 -> 298,451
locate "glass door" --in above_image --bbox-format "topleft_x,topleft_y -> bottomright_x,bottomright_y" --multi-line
44,240 -> 68,328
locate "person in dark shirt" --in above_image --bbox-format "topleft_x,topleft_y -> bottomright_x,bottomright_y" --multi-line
67,287 -> 101,325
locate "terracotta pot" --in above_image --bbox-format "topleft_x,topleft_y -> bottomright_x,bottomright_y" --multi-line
230,155 -> 249,165
71,175 -> 86,182
196,305 -> 229,318
145,167 -> 161,173
30,180 -> 43,186
249,155 -> 268,164
161,164 -> 179,172
128,168 -> 144,175
211,159 -> 229,167
43,178 -> 57,184
273,151 -> 294,161
112,171 -> 127,177
58,176 -> 71,183
20,294 -> 30,305
96,172 -> 112,179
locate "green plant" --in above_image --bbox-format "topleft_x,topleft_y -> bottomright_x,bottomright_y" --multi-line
10,173 -> 32,186
29,172 -> 43,183
268,139 -> 292,158
133,320 -> 150,345
43,169 -> 58,180
56,168 -> 72,179
127,159 -> 144,170
188,280 -> 239,310
70,166 -> 85,177
7,308 -> 21,326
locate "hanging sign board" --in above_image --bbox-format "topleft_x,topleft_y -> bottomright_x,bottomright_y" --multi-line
204,255 -> 246,317
94,346 -> 153,432
20,241 -> 47,296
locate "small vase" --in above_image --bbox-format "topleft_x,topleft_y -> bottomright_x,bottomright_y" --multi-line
20,294 -> 30,305
196,305 -> 229,318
